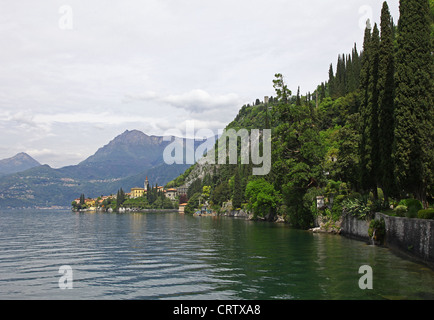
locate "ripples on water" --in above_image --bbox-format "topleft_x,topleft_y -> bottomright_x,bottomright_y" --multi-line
0,210 -> 433,300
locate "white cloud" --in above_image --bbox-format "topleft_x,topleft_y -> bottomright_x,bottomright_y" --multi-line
126,89 -> 242,113
0,0 -> 400,167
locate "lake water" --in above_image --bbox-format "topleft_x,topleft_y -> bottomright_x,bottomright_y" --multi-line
0,209 -> 433,300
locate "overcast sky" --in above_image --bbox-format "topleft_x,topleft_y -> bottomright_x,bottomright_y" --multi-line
0,0 -> 399,168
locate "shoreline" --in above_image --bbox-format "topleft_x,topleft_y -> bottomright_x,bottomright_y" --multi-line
73,207 -> 179,213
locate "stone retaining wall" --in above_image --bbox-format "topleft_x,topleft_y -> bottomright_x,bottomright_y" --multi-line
376,213 -> 434,267
340,214 -> 371,242
340,212 -> 434,268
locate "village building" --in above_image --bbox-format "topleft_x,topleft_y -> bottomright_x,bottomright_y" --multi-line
130,187 -> 145,198
85,198 -> 96,207
177,185 -> 188,196
165,188 -> 178,201
179,203 -> 187,214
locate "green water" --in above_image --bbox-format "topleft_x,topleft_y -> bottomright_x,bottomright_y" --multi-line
0,210 -> 433,300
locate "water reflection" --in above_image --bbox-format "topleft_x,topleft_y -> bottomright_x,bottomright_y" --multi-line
0,210 -> 433,300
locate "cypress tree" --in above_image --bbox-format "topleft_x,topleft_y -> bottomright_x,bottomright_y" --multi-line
359,20 -> 372,103
346,53 -> 357,93
328,64 -> 335,98
359,20 -> 372,192
296,86 -> 301,106
320,82 -> 326,101
394,0 -> 433,206
377,1 -> 396,202
79,193 -> 85,205
335,54 -> 347,97
352,43 -> 361,89
366,23 -> 381,199
117,188 -> 125,206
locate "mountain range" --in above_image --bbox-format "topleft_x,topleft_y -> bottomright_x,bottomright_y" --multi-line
0,130 -> 195,208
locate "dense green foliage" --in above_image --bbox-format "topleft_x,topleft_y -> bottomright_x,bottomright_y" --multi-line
245,179 -> 281,219
168,0 -> 433,228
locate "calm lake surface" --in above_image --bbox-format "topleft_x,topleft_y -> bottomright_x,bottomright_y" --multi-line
0,209 -> 433,300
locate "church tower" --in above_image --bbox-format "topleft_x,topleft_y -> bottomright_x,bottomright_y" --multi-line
144,176 -> 149,192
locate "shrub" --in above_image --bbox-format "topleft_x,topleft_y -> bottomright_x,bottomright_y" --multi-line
393,205 -> 408,217
417,209 -> 434,220
368,218 -> 386,244
342,198 -> 371,220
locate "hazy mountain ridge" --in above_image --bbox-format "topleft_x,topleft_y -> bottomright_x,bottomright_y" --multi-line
0,130 -> 194,208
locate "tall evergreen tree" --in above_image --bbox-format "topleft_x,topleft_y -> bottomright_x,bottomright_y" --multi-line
328,64 -> 335,98
335,54 -> 347,97
366,23 -> 381,199
394,0 -> 433,206
116,188 -> 125,208
319,82 -> 326,101
377,1 -> 396,202
346,54 -> 356,93
79,193 -> 85,205
351,43 -> 361,89
296,86 -> 301,106
359,20 -> 373,192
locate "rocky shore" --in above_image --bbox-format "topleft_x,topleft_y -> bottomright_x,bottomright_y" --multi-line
309,215 -> 343,234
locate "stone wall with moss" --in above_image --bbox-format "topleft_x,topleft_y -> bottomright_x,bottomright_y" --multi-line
376,213 -> 434,268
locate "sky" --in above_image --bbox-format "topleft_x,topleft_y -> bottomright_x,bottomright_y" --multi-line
0,0 -> 400,168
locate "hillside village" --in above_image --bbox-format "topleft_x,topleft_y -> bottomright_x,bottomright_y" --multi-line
72,176 -> 190,213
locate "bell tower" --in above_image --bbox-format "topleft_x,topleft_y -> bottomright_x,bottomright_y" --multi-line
144,176 -> 149,192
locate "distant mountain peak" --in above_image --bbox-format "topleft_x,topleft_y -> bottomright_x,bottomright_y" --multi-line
0,152 -> 41,175
15,152 -> 36,159
121,129 -> 148,137
2,152 -> 40,163
109,129 -> 170,148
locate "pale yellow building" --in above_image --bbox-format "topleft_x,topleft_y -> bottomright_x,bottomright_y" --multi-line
85,198 -> 96,207
131,187 -> 145,198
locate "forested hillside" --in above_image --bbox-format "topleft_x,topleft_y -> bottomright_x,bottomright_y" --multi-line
168,0 -> 433,228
